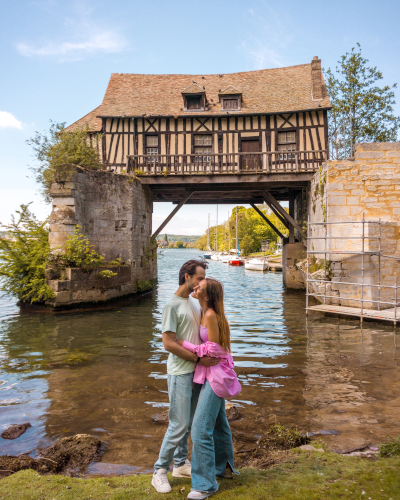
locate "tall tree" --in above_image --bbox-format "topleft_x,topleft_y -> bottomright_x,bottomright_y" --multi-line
325,44 -> 400,159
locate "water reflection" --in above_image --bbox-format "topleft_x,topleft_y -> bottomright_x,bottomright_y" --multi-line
0,249 -> 399,472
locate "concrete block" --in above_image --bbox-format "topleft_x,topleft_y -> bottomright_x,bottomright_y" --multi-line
386,151 -> 400,158
52,197 -> 75,206
346,196 -> 359,205
329,196 -> 347,206
380,143 -> 400,150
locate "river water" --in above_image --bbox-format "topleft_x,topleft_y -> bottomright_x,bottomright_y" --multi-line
0,249 -> 399,474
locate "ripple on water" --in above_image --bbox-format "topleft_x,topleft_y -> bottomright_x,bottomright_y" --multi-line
0,249 -> 399,470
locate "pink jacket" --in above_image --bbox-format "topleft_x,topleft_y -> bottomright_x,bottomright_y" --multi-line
182,340 -> 241,398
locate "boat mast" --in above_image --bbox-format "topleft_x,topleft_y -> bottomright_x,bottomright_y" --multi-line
236,208 -> 239,256
228,211 -> 230,251
216,205 -> 218,252
207,213 -> 210,250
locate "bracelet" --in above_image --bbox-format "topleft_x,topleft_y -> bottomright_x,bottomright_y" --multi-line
196,356 -> 200,363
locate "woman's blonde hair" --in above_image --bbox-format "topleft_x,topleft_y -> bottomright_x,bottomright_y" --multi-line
204,278 -> 231,353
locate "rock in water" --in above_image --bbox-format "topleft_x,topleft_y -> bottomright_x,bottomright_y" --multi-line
1,423 -> 31,440
152,410 -> 169,424
41,434 -> 102,470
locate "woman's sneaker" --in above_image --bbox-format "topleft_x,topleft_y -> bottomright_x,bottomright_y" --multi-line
187,491 -> 215,499
151,469 -> 172,493
172,459 -> 191,478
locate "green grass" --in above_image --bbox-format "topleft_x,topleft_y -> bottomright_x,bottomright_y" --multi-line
1,451 -> 400,499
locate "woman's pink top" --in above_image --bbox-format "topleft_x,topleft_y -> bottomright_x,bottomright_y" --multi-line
182,324 -> 241,399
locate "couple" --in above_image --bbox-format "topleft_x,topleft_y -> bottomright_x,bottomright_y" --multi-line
152,259 -> 241,499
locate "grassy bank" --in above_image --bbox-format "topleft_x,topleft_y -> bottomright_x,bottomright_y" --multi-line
1,451 -> 399,499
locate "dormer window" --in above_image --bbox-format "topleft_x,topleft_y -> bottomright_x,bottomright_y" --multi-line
219,86 -> 242,111
187,96 -> 202,110
222,98 -> 239,110
181,82 -> 206,112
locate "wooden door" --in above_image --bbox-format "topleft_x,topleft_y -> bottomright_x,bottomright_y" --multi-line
241,140 -> 260,170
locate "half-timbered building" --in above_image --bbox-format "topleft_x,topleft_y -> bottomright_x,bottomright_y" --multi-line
67,57 -> 331,177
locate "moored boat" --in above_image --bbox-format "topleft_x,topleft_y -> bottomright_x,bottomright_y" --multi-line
245,258 -> 269,271
203,253 -> 212,259
228,255 -> 244,266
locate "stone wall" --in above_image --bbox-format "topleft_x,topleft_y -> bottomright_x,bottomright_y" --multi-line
48,168 -> 157,307
307,142 -> 400,309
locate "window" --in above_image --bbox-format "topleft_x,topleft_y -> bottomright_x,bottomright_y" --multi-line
186,96 -> 202,110
146,135 -> 158,162
277,131 -> 296,159
194,135 -> 212,162
222,98 -> 239,110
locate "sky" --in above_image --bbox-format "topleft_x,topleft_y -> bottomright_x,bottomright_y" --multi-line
1,0 -> 400,235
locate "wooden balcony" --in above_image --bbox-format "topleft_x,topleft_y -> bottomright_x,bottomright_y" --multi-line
125,150 -> 327,176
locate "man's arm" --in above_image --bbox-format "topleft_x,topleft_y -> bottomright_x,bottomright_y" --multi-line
162,331 -> 198,362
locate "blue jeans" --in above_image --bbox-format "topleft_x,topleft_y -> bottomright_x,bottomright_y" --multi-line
191,380 -> 237,493
154,372 -> 201,471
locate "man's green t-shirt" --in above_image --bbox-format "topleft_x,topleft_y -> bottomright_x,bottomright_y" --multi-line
162,294 -> 201,375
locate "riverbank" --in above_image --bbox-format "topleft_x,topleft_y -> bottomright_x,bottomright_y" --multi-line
1,451 -> 399,499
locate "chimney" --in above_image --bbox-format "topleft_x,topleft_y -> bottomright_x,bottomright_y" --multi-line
311,56 -> 323,100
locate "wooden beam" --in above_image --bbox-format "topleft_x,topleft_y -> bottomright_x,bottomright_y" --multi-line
262,190 -> 305,238
151,191 -> 194,239
250,203 -> 285,240
264,201 -> 289,228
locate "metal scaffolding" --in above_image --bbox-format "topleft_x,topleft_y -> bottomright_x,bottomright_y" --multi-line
306,213 -> 400,325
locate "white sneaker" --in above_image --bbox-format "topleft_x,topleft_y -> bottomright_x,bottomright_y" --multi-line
187,491 -> 215,499
151,468 -> 172,493
172,459 -> 191,478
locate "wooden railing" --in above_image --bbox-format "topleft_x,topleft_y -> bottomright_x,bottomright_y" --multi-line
125,150 -> 326,175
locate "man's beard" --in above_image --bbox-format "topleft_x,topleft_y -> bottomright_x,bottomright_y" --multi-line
187,281 -> 195,293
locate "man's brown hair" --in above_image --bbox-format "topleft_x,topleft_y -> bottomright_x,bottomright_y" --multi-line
179,259 -> 208,286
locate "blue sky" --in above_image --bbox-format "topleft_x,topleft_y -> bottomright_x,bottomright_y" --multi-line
1,0 -> 400,235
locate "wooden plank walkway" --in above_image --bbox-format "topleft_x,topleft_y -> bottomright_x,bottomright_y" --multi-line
307,304 -> 399,324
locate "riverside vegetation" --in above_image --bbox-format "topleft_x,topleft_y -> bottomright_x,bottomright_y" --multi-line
195,205 -> 289,255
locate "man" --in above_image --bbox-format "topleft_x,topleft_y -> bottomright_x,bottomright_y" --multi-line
152,259 -> 220,494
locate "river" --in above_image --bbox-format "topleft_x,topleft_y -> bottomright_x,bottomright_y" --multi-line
0,249 -> 399,474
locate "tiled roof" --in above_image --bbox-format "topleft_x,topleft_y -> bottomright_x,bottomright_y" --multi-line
66,62 -> 331,132
219,85 -> 242,95
181,82 -> 205,94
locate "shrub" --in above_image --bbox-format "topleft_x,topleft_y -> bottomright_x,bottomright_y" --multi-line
27,121 -> 103,203
0,204 -> 55,304
98,270 -> 117,279
379,435 -> 400,457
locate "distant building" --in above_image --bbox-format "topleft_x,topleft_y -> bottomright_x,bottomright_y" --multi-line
261,239 -> 270,252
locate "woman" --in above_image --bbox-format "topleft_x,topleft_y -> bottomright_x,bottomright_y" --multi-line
175,277 -> 241,499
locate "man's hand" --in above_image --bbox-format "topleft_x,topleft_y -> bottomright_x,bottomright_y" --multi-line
199,356 -> 220,367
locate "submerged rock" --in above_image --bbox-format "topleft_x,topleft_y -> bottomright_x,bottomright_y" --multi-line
1,423 -> 31,440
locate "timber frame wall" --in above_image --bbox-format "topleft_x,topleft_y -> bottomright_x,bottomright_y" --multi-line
101,110 -> 328,169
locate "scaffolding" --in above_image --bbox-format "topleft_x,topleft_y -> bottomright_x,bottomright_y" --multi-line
306,213 -> 400,326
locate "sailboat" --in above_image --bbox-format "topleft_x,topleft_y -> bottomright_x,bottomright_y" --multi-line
203,213 -> 212,259
229,208 -> 244,266
211,205 -> 221,260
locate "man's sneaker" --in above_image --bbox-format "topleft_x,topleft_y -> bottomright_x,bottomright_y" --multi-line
172,459 -> 191,478
151,469 -> 172,493
223,466 -> 233,479
187,491 -> 215,499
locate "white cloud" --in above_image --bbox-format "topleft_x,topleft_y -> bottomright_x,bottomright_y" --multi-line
0,111 -> 23,130
16,9 -> 128,61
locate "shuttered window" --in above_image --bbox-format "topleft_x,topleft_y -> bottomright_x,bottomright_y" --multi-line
187,96 -> 202,110
222,98 -> 239,110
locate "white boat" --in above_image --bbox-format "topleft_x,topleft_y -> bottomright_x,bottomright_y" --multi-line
220,253 -> 231,263
245,258 -> 269,271
211,252 -> 222,261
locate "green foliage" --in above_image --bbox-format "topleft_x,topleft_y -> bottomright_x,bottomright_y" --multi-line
136,279 -> 157,293
27,121 -> 103,203
0,204 -> 55,304
195,204 -> 288,254
175,240 -> 184,248
49,225 -> 104,270
257,424 -> 309,451
134,169 -> 147,176
98,270 -> 117,279
379,435 -> 400,457
325,43 -> 400,159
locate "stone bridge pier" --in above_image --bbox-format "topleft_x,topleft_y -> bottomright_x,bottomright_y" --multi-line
47,167 -> 157,308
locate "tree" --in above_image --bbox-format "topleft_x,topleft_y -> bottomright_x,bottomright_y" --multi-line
325,44 -> 400,159
164,233 -> 169,244
176,240 -> 184,248
0,204 -> 55,303
27,121 -> 103,203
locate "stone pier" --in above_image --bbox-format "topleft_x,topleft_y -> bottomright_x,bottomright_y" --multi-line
47,168 -> 157,308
